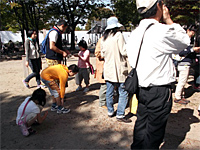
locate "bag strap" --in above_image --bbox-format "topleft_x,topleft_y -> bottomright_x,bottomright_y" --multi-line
135,23 -> 154,68
18,99 -> 30,123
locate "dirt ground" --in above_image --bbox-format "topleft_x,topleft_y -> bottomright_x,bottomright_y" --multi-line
0,55 -> 200,150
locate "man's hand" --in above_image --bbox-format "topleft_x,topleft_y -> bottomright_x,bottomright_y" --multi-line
66,50 -> 71,55
63,51 -> 67,57
162,5 -> 173,25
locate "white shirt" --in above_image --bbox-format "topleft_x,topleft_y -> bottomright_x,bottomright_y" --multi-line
126,19 -> 190,87
16,97 -> 40,124
49,26 -> 59,43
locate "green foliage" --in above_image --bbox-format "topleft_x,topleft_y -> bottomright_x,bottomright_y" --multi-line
165,0 -> 200,25
85,20 -> 92,31
111,0 -> 140,31
86,7 -> 113,30
75,26 -> 83,31
0,1 -> 15,31
110,0 -> 199,30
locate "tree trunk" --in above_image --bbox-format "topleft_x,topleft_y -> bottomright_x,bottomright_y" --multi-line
21,29 -> 25,52
70,28 -> 75,51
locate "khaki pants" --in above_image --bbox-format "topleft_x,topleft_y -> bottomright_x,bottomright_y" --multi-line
46,58 -> 61,85
175,65 -> 190,99
46,58 -> 61,67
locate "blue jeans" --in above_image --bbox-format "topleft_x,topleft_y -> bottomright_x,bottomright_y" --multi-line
106,81 -> 128,118
25,59 -> 41,85
41,78 -> 59,98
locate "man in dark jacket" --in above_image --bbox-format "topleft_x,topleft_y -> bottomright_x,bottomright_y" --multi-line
46,20 -> 70,66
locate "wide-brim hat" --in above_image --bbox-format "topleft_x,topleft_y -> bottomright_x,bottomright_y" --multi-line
105,17 -> 123,30
136,0 -> 158,14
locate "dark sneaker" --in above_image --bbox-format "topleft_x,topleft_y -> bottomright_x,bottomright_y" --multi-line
117,117 -> 132,123
76,86 -> 82,91
83,87 -> 89,93
22,80 -> 29,88
181,98 -> 190,103
28,128 -> 37,135
57,107 -> 71,114
174,98 -> 188,105
51,105 -> 58,111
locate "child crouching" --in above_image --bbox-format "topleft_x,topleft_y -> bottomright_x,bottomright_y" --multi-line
16,88 -> 48,136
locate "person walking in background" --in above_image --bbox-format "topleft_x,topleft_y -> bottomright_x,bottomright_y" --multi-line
22,30 -> 44,88
16,88 -> 48,136
74,40 -> 91,93
41,64 -> 79,114
126,0 -> 190,149
174,25 -> 200,104
193,31 -> 200,90
46,19 -> 70,66
94,37 -> 107,109
101,16 -> 131,123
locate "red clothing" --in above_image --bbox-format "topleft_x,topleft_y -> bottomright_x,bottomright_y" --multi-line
78,49 -> 90,68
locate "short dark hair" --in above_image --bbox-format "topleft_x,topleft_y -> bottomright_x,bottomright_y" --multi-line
57,20 -> 68,27
27,30 -> 36,37
138,0 -> 163,18
68,64 -> 79,73
30,88 -> 46,107
78,40 -> 88,49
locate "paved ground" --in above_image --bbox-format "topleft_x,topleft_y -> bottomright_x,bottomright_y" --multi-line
0,56 -> 200,149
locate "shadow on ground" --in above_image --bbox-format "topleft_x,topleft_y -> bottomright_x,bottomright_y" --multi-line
161,108 -> 200,149
0,83 -> 132,149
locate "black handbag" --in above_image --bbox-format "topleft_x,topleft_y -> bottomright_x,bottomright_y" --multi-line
124,68 -> 138,94
124,23 -> 154,94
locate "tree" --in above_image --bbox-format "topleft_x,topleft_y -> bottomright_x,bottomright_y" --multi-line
75,26 -> 83,31
0,0 -> 17,31
1,0 -> 49,49
165,0 -> 200,25
111,0 -> 140,31
47,0 -> 102,50
111,0 -> 199,30
85,7 -> 113,30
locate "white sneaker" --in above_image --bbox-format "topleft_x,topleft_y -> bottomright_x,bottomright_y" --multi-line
83,87 -> 89,93
37,84 -> 46,89
76,86 -> 82,91
108,111 -> 114,117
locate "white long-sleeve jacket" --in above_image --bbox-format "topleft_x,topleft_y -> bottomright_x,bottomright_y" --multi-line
126,19 -> 190,87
